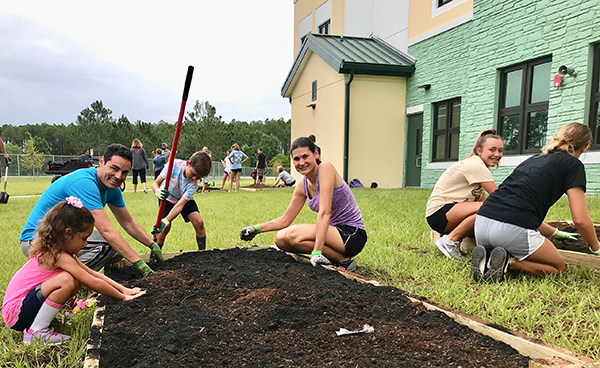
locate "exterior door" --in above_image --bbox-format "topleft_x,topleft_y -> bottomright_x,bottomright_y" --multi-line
405,113 -> 423,187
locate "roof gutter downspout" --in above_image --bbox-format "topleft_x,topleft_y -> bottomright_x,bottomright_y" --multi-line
343,69 -> 354,183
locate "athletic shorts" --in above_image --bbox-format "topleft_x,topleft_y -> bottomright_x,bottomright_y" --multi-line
231,168 -> 242,173
474,215 -> 545,261
154,170 -> 162,180
256,168 -> 266,177
162,199 -> 199,223
426,203 -> 455,234
132,169 -> 146,185
284,180 -> 296,187
335,225 -> 367,258
11,284 -> 45,332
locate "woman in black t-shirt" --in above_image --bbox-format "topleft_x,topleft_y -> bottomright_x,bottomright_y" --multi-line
473,123 -> 600,282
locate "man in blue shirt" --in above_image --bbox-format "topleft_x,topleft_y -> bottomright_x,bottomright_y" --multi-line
19,144 -> 161,274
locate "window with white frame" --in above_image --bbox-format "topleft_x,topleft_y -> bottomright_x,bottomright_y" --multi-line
497,56 -> 551,154
589,43 -> 600,148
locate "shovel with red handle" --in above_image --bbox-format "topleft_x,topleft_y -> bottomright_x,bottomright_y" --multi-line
0,157 -> 10,204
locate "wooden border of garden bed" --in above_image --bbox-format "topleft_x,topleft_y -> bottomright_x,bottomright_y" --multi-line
84,247 -> 600,368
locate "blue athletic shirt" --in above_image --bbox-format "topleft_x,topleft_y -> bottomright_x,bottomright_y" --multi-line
19,167 -> 126,242
230,150 -> 247,170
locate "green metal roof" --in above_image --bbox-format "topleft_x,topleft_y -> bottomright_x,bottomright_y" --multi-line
281,33 -> 416,97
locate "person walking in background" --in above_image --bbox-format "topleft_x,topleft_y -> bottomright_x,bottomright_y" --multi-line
255,147 -> 268,185
152,151 -> 212,251
160,142 -> 171,160
3,198 -> 146,345
130,139 -> 149,193
426,130 -> 504,260
201,147 -> 213,194
273,166 -> 295,187
77,149 -> 91,160
153,148 -> 166,180
221,150 -> 232,190
240,137 -> 366,272
472,123 -> 600,282
229,144 -> 248,193
308,134 -> 321,156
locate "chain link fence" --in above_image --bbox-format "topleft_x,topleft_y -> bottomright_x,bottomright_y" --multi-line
1,154 -> 288,180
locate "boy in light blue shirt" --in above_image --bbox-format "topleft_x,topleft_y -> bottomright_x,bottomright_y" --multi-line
152,151 -> 212,250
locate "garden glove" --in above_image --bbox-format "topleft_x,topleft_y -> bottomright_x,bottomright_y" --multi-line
152,218 -> 170,235
310,250 -> 331,267
133,259 -> 154,275
240,225 -> 261,241
551,229 -> 579,240
155,188 -> 170,201
149,242 -> 163,262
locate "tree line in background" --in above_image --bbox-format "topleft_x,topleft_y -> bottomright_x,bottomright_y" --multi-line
1,100 -> 292,170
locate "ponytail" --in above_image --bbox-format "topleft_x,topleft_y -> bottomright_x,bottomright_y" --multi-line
542,123 -> 591,155
465,129 -> 503,167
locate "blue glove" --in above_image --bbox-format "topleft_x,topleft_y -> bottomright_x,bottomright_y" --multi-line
310,250 -> 331,267
155,189 -> 169,201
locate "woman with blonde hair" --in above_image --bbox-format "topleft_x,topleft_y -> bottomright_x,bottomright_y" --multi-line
228,143 -> 248,193
472,122 -> 600,282
426,129 -> 504,260
130,139 -> 149,193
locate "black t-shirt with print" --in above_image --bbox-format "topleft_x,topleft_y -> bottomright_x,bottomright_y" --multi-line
478,151 -> 586,230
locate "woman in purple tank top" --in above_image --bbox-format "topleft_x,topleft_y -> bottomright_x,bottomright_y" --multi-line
239,137 -> 367,272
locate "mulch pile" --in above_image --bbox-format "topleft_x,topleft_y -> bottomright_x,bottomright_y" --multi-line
91,248 -> 530,367
242,183 -> 275,189
546,221 -> 600,254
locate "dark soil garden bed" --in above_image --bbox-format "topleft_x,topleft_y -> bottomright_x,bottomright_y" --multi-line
92,248 -> 530,367
242,183 -> 277,189
546,221 -> 600,254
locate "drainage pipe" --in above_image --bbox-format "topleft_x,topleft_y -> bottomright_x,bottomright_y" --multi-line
343,69 -> 354,183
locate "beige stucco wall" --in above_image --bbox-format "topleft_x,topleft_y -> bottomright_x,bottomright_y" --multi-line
293,0 -> 345,55
408,0 -> 473,41
348,75 -> 406,188
289,51 -> 346,183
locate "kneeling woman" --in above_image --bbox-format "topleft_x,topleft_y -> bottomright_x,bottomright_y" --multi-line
240,137 -> 367,272
473,123 -> 600,282
426,129 -> 503,260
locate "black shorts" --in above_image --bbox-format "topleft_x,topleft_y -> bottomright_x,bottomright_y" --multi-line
11,284 -> 45,332
426,203 -> 455,234
231,168 -> 242,173
132,169 -> 146,184
284,180 -> 296,187
335,225 -> 367,258
162,199 -> 199,223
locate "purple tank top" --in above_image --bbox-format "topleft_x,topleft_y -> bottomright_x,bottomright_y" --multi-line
303,168 -> 365,229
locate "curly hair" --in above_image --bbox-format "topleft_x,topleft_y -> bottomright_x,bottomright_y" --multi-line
28,201 -> 95,268
542,123 -> 592,155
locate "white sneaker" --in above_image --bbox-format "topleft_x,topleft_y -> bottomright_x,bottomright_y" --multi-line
435,235 -> 465,261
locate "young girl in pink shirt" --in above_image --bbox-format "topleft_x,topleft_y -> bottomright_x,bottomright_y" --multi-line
2,197 -> 146,345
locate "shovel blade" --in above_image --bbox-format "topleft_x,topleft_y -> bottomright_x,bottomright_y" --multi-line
0,192 -> 8,204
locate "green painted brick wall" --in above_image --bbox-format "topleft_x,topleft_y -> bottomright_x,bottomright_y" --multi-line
406,0 -> 600,194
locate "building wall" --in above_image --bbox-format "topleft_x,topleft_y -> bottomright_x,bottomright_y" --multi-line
344,0 -> 409,52
348,75 -> 407,188
289,51 -> 347,182
294,0 -> 345,55
406,0 -> 600,194
407,0 -> 473,44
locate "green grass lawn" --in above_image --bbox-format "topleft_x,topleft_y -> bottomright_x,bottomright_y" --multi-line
2,177 -> 600,365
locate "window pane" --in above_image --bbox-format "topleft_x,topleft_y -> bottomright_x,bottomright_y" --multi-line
594,102 -> 600,145
449,132 -> 459,159
501,114 -> 520,151
434,134 -> 445,160
503,70 -> 522,108
531,62 -> 551,104
451,101 -> 461,128
526,110 -> 548,149
435,104 -> 447,129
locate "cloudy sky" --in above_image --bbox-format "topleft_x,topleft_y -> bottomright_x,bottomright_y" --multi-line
1,1 -> 294,126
